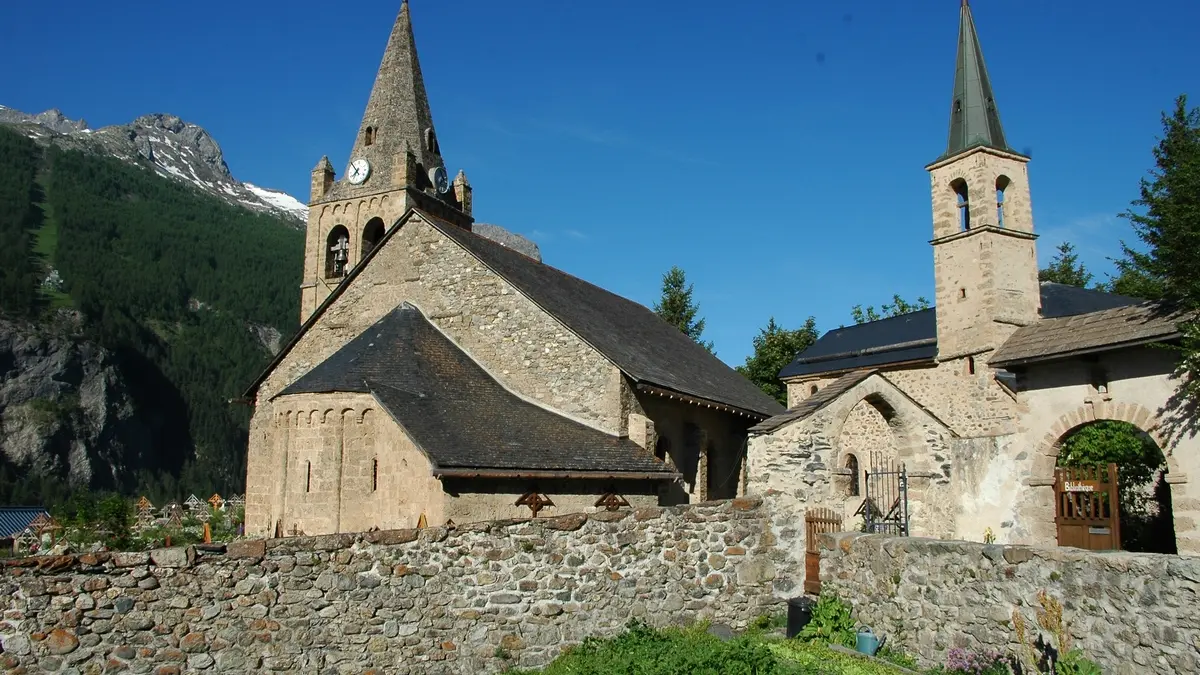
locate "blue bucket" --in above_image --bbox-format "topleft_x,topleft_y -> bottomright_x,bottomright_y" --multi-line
856,627 -> 881,656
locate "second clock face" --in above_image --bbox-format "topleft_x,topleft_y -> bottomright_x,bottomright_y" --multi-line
348,158 -> 371,185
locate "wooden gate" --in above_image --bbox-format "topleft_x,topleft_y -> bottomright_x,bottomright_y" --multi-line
804,507 -> 843,595
1054,463 -> 1121,551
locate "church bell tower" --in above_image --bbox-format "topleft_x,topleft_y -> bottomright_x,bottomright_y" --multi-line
927,0 -> 1040,362
299,0 -> 474,323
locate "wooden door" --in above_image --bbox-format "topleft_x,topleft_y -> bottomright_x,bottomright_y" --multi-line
804,507 -> 843,595
1054,463 -> 1121,551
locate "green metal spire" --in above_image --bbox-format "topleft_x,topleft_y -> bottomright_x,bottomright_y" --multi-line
941,0 -> 1012,160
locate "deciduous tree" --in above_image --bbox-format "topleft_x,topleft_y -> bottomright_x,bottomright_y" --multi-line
851,295 -> 931,325
737,316 -> 819,405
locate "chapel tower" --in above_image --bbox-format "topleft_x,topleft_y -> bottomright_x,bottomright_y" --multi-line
300,0 -> 473,322
926,0 -> 1039,362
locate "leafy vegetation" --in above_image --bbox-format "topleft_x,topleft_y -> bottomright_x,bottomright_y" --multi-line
1039,243 -> 1096,289
851,295 -> 931,325
797,595 -> 857,648
737,316 -> 819,405
0,125 -> 303,507
513,618 -> 910,675
653,265 -> 715,354
0,129 -> 45,317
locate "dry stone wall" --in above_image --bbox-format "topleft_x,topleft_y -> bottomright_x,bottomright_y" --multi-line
820,532 -> 1200,675
0,499 -> 781,674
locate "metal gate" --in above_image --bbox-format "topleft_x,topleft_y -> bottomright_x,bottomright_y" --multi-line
856,452 -> 910,536
1055,463 -> 1121,551
804,507 -> 843,595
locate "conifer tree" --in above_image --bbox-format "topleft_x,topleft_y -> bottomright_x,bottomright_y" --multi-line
653,266 -> 714,354
1039,242 -> 1094,288
1113,94 -> 1200,407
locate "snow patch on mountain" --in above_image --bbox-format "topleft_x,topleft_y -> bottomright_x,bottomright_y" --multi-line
244,184 -> 308,221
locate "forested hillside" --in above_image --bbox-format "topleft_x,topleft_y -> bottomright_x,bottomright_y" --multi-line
0,125 -> 303,507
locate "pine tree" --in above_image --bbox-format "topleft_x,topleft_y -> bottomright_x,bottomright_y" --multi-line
1113,94 -> 1200,408
736,316 -> 819,405
1039,242 -> 1094,288
653,266 -> 714,353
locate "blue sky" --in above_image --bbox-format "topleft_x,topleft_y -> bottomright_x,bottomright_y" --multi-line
2,0 -> 1198,366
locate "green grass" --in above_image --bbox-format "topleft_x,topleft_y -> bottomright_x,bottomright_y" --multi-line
30,173 -> 73,310
511,620 -> 913,675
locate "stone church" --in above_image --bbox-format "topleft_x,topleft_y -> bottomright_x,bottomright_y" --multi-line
240,1 -> 783,537
748,1 -> 1198,560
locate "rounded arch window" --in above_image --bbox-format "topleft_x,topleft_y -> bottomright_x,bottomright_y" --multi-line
325,225 -> 351,279
951,178 -> 970,231
845,453 -> 860,497
361,217 -> 385,258
809,384 -> 820,397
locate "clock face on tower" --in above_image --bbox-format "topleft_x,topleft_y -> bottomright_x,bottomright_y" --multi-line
429,165 -> 449,194
347,158 -> 371,185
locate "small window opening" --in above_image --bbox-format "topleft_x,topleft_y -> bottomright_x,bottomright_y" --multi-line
996,176 -> 1010,228
325,225 -> 351,279
952,179 -> 970,231
425,127 -> 439,154
654,437 -> 670,461
966,356 -> 976,375
1092,369 -> 1109,394
845,454 -> 860,497
372,458 -> 378,492
959,288 -> 967,299
361,217 -> 385,258
954,99 -> 962,114
809,384 -> 819,396
305,461 -> 312,493
364,126 -> 375,146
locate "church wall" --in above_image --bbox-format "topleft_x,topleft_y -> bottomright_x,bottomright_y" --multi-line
440,478 -> 660,524
785,376 -> 839,409
301,192 -> 411,321
629,388 -> 753,506
746,374 -> 956,589
244,393 -> 443,538
259,215 -> 623,432
1009,346 -> 1200,554
884,361 -> 1017,437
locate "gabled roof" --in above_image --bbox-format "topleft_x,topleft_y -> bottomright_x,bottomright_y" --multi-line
279,303 -> 678,478
0,506 -> 50,538
749,370 -> 876,434
990,301 -> 1189,368
246,209 -> 782,419
779,283 -> 1145,379
429,219 -> 785,418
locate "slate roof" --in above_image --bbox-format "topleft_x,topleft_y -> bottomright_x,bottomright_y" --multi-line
779,283 -> 1146,379
990,301 -> 1189,367
427,218 -> 784,418
278,303 -> 678,477
748,370 -> 876,434
0,506 -> 49,538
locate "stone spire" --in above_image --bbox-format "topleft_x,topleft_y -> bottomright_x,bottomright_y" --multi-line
345,0 -> 446,189
941,0 -> 1012,160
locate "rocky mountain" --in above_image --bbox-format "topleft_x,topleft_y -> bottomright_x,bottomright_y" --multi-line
0,104 -> 309,226
0,104 -> 545,261
0,316 -> 155,493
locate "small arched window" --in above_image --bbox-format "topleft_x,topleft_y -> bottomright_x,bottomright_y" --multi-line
951,178 -> 970,231
325,225 -> 351,279
425,127 -> 439,154
361,217 -> 385,258
995,175 -> 1010,228
809,384 -> 819,397
364,126 -> 375,146
845,454 -> 860,497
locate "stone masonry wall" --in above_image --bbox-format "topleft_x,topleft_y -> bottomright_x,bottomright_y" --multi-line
0,499 -> 781,674
820,532 -> 1200,675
